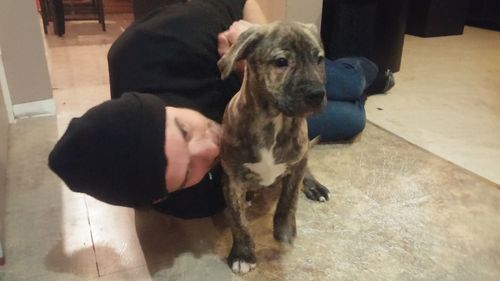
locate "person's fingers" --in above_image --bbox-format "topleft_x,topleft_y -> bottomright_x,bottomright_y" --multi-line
226,20 -> 256,44
241,20 -> 253,28
220,21 -> 259,56
217,32 -> 230,57
226,26 -> 239,44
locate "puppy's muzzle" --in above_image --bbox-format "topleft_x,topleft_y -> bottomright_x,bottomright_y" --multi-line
304,84 -> 326,107
280,82 -> 326,117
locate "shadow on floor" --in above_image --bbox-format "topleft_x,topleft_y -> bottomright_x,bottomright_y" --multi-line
134,186 -> 284,277
45,241 -> 118,278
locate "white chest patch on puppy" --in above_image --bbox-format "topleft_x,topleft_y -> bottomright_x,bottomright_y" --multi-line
244,115 -> 287,186
244,147 -> 287,186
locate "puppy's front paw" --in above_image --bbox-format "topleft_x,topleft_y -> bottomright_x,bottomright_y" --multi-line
302,175 -> 330,202
230,259 -> 257,274
273,220 -> 297,244
227,246 -> 256,274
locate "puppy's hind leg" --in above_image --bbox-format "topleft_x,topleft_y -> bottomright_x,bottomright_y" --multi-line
223,174 -> 257,274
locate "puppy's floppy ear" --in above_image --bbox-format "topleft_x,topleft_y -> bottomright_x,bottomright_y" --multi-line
217,25 -> 266,80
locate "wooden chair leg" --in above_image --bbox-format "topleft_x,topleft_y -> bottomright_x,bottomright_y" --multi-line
50,0 -> 65,36
40,0 -> 49,34
97,0 -> 106,31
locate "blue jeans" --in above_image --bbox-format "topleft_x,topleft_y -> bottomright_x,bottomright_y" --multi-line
307,57 -> 378,141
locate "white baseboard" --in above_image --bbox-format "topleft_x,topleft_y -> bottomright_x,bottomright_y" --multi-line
12,98 -> 56,119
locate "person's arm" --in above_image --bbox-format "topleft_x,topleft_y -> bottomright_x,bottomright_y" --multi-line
217,0 -> 267,75
243,0 -> 267,24
217,0 -> 266,60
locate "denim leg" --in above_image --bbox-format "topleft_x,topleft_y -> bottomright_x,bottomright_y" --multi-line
325,57 -> 378,101
307,57 -> 374,141
307,99 -> 366,141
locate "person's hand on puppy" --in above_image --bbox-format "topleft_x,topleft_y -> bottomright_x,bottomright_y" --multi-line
217,20 -> 258,77
217,20 -> 257,57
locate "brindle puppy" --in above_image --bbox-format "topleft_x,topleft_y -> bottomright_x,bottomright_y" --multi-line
218,22 -> 327,274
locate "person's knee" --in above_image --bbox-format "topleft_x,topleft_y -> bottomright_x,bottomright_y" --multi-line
343,112 -> 366,139
107,38 -> 123,67
330,110 -> 365,140
324,57 -> 378,102
107,39 -> 131,99
307,101 -> 366,141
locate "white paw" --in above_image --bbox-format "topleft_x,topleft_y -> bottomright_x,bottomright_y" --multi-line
319,196 -> 326,202
231,260 -> 256,274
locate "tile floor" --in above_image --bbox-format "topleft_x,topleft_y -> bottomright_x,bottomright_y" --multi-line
1,14 -> 499,281
366,26 -> 500,185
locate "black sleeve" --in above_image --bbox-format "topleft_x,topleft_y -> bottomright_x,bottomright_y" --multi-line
152,164 -> 226,219
107,1 -> 246,217
108,0 -> 246,106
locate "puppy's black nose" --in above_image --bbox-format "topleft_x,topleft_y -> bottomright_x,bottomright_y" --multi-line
304,86 -> 326,106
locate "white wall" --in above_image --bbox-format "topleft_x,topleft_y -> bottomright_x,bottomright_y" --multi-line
256,0 -> 286,22
256,0 -> 323,27
0,0 -> 53,108
286,0 -> 323,27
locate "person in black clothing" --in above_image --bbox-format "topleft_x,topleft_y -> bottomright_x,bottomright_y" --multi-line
49,0 -> 394,219
108,0 -> 264,123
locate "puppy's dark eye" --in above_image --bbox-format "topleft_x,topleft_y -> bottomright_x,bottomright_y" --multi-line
317,55 -> 324,64
274,58 -> 289,68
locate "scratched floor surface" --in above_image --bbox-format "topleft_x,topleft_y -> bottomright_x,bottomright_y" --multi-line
2,117 -> 500,281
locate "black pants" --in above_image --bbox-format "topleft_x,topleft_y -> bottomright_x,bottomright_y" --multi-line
321,0 -> 410,73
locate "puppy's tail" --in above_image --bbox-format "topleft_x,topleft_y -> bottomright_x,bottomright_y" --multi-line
309,136 -> 321,149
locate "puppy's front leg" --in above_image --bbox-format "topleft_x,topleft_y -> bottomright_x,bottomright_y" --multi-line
273,158 -> 307,243
223,174 -> 256,274
302,167 -> 330,202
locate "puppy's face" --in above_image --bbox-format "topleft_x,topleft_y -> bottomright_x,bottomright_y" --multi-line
219,22 -> 327,117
